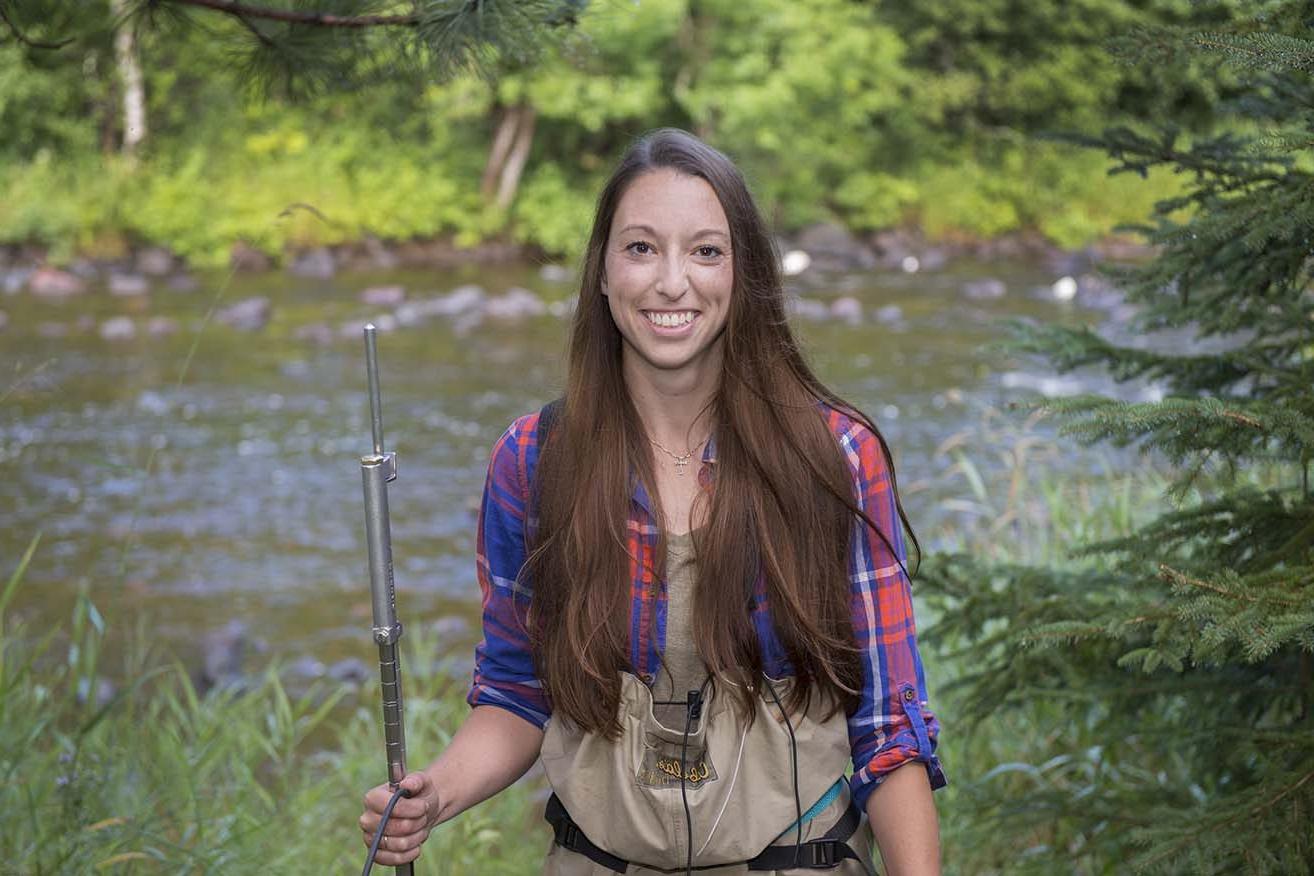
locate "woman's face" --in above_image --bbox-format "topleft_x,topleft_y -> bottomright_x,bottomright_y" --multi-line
602,168 -> 734,384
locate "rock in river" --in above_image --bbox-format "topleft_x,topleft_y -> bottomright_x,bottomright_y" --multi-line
289,247 -> 336,279
293,322 -> 335,345
99,316 -> 136,340
360,284 -> 406,307
147,316 -> 180,338
540,263 -> 573,284
202,619 -> 252,691
786,296 -> 829,321
135,246 -> 177,276
484,287 -> 546,319
962,278 -> 1007,300
795,223 -> 878,272
218,297 -> 271,331
109,272 -> 150,297
830,296 -> 864,325
2,268 -> 31,295
327,657 -> 372,685
230,242 -> 273,273
28,267 -> 87,298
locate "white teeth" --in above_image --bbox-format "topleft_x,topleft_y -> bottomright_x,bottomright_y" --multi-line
646,311 -> 695,327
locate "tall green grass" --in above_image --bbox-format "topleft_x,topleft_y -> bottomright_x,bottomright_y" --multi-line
0,543 -> 547,875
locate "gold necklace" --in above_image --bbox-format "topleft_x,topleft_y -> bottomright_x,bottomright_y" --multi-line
649,434 -> 709,476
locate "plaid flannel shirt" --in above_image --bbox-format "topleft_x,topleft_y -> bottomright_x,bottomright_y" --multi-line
468,403 -> 946,809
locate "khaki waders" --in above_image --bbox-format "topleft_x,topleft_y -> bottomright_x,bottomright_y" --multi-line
540,672 -> 875,875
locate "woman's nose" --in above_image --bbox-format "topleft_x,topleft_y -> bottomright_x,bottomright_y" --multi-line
656,254 -> 689,298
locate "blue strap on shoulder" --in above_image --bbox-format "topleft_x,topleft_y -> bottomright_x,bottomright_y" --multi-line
772,777 -> 847,841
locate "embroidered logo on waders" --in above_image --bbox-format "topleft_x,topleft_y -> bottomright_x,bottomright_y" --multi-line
636,747 -> 719,788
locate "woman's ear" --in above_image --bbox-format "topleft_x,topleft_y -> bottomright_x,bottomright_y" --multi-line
600,275 -> 609,297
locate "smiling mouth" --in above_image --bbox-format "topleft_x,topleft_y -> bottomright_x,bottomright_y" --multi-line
643,310 -> 698,328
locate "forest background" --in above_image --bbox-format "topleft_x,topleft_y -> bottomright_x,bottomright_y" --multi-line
4,2 -> 1312,876
0,0 -> 1246,265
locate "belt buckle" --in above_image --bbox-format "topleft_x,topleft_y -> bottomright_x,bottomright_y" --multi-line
557,821 -> 581,850
808,841 -> 836,867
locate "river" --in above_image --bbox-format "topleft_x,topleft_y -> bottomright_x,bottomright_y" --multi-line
0,256 -> 1157,688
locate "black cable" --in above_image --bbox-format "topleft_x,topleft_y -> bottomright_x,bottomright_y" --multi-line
362,785 -> 413,876
680,675 -> 714,876
681,693 -> 696,876
763,678 -> 803,868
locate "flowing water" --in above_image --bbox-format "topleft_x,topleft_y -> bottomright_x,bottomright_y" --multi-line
0,257 -> 1159,684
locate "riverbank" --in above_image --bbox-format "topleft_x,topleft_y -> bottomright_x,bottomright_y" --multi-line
0,221 -> 1150,351
0,222 -> 1153,304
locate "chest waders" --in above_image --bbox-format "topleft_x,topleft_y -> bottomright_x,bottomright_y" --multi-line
532,402 -> 876,876
538,673 -> 875,875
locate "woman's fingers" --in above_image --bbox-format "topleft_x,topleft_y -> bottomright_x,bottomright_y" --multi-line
362,772 -> 436,822
358,771 -> 439,866
359,810 -> 429,836
361,826 -> 431,865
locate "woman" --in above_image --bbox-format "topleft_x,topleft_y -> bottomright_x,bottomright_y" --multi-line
360,129 -> 945,875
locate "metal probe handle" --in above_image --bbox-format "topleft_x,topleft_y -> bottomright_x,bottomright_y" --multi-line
360,324 -> 414,876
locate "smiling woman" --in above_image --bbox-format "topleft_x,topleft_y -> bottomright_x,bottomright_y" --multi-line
359,129 -> 945,876
604,168 -> 734,384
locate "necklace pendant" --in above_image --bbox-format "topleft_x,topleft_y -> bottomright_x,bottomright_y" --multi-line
675,457 -> 689,476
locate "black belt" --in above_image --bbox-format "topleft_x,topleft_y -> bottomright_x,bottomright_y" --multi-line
544,792 -> 866,873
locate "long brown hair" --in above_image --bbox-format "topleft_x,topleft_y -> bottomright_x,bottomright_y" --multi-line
525,128 -> 920,737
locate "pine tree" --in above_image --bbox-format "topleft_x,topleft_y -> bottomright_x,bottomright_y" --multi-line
922,7 -> 1314,875
0,0 -> 586,98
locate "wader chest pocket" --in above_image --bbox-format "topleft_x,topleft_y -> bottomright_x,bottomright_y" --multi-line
636,744 -> 719,788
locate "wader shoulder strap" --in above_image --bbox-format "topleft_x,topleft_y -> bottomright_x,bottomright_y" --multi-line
537,397 -> 564,448
745,797 -> 862,871
543,792 -> 865,874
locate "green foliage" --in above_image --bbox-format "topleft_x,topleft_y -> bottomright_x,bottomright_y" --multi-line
877,0 -> 1245,132
0,0 -> 1253,263
919,7 -> 1314,873
0,538 -> 547,874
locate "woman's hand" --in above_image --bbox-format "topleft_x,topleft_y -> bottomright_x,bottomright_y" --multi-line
355,705 -> 545,867
359,771 -> 439,867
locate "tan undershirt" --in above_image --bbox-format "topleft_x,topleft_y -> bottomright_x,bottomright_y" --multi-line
651,529 -> 710,730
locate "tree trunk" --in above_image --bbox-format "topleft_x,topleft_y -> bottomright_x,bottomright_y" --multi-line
481,105 -> 520,199
111,0 -> 147,156
495,104 -> 535,210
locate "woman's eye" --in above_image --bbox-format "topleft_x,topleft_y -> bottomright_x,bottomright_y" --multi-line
695,245 -> 723,259
626,241 -> 653,255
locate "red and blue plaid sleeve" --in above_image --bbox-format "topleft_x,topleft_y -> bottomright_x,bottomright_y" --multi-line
466,413 -> 551,729
832,410 -> 947,810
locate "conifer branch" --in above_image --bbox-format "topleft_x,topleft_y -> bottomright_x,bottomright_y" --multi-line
1138,768 -> 1314,870
0,3 -> 74,48
233,12 -> 276,47
1220,409 -> 1264,429
1191,31 -> 1314,73
156,0 -> 419,28
1156,563 -> 1288,604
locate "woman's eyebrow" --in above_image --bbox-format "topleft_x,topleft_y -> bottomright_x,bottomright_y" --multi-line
616,224 -> 730,241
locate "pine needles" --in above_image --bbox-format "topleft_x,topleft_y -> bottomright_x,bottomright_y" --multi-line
920,5 -> 1314,873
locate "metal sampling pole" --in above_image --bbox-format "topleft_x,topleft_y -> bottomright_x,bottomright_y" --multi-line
359,324 -> 414,876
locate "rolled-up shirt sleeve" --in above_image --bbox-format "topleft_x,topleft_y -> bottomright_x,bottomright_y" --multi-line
840,415 -> 947,810
466,415 -> 551,729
